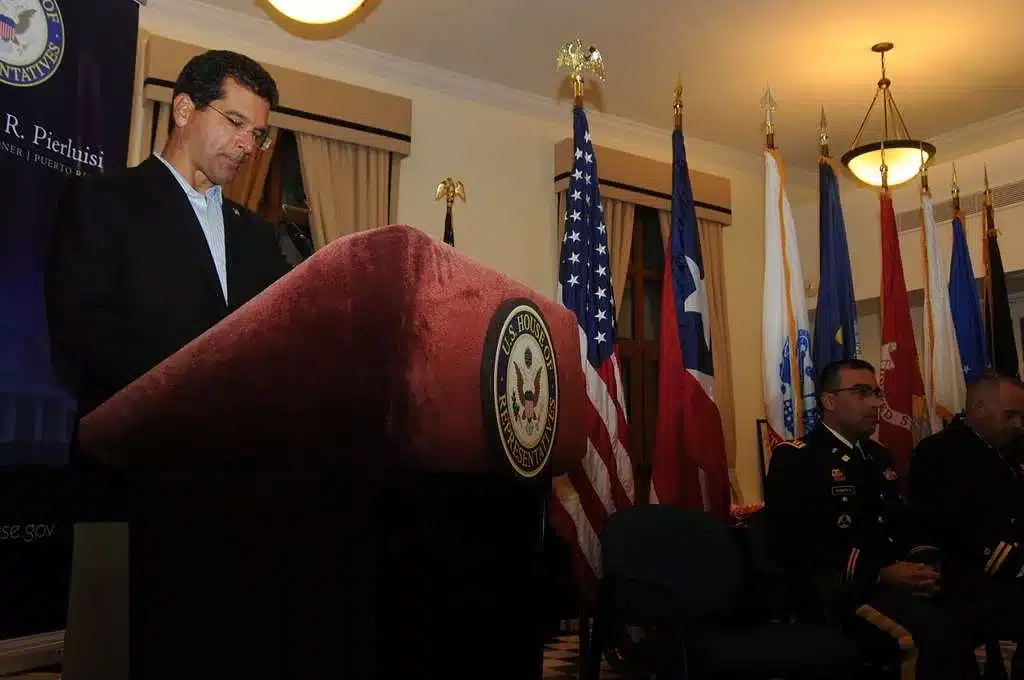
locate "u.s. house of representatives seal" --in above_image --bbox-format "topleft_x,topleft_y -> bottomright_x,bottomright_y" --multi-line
481,299 -> 559,480
0,0 -> 65,88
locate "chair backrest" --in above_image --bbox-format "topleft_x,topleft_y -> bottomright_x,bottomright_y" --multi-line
601,505 -> 743,621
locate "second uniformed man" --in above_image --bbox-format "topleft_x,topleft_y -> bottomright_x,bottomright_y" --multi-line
909,372 -> 1024,678
765,359 -> 980,679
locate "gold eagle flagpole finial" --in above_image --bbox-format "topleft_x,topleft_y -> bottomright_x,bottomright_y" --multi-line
557,39 -> 606,105
434,177 -> 466,247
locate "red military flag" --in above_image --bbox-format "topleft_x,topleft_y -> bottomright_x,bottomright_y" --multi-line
878,192 -> 927,480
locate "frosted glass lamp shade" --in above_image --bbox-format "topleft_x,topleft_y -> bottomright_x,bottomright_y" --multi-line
265,0 -> 367,24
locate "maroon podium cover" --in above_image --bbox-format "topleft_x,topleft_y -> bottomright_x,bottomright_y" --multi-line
79,224 -> 586,478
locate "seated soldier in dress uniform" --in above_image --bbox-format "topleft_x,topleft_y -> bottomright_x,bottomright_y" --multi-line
765,359 -> 980,680
909,372 -> 1024,679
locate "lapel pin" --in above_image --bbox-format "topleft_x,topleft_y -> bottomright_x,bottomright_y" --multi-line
233,207 -> 240,216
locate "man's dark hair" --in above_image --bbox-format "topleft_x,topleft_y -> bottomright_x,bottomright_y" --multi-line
173,50 -> 279,110
816,359 -> 876,400
965,370 -> 1024,408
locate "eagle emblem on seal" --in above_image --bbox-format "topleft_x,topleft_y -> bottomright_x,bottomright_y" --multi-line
481,299 -> 559,480
512,347 -> 545,435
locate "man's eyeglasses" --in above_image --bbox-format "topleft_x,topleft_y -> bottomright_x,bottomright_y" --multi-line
206,103 -> 272,152
827,385 -> 885,400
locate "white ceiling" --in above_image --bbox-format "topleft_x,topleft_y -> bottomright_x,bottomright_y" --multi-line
202,0 -> 1024,171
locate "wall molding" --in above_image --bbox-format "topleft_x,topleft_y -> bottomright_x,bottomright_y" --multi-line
896,177 -> 1024,232
926,107 -> 1024,165
142,0 -> 775,180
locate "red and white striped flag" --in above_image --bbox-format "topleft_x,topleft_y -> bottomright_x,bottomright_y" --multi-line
550,102 -> 634,601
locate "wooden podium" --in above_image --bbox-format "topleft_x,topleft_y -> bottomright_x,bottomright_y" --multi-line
66,226 -> 586,679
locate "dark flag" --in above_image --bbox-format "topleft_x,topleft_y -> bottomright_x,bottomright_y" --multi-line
981,179 -> 1019,377
0,0 -> 139,639
812,157 -> 859,372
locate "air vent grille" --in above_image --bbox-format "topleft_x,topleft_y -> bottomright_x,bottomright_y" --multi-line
895,178 -> 1024,231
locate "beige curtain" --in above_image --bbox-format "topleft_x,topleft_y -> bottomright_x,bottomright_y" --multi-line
556,192 -> 635,307
658,211 -> 739,498
223,128 -> 280,211
295,132 -> 394,249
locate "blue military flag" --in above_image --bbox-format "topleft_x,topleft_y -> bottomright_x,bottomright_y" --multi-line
812,158 -> 859,373
948,207 -> 988,382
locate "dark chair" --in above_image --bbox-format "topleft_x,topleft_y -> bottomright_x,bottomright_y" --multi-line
582,504 -> 858,679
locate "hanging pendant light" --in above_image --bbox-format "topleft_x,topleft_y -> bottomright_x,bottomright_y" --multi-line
841,42 -> 935,188
265,0 -> 367,24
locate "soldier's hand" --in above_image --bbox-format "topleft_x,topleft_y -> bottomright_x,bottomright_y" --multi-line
878,562 -> 939,590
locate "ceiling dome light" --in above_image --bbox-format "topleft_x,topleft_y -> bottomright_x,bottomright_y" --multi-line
265,0 -> 367,24
840,42 -> 934,189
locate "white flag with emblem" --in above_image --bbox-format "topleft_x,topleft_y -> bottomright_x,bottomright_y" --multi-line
763,149 -> 817,441
921,186 -> 964,429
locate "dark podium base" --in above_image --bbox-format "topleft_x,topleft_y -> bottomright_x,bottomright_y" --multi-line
130,467 -> 547,679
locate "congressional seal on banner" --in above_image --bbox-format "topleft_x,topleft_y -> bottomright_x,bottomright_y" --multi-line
481,298 -> 559,481
0,0 -> 65,88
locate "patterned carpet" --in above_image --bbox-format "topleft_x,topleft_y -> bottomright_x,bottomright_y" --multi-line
543,633 -> 631,679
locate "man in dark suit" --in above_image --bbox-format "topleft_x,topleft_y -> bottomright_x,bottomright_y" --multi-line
909,372 -> 1024,678
766,359 -> 980,679
46,50 -> 290,416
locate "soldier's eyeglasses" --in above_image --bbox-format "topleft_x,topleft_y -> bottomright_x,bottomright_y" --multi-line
829,385 -> 885,399
206,103 -> 272,152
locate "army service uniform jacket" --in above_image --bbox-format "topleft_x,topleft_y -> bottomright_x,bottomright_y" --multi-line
909,416 -> 1024,583
765,425 -> 935,603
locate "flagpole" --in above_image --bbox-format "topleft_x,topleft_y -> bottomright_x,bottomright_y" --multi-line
982,164 -> 996,364
673,75 -> 683,131
919,150 -> 936,425
433,177 -> 465,247
819,106 -> 829,159
555,38 -> 609,676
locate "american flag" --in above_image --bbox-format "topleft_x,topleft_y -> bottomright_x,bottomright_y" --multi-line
550,104 -> 634,599
0,18 -> 17,42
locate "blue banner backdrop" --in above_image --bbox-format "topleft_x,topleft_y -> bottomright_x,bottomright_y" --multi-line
0,0 -> 138,639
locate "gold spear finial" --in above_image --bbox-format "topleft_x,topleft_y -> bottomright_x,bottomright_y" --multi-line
949,162 -> 960,211
818,106 -> 829,158
434,177 -> 466,206
762,85 -> 777,150
984,164 -> 993,203
919,143 -> 929,193
673,74 -> 683,129
557,39 -> 606,103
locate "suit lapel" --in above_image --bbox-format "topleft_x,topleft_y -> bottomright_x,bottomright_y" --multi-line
140,157 -> 227,312
223,200 -> 244,309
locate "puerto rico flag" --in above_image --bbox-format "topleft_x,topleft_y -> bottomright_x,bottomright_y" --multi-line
649,124 -> 730,519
